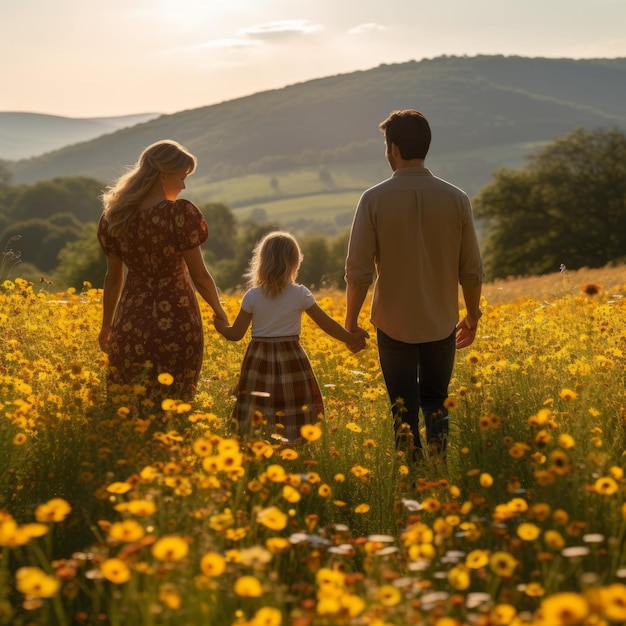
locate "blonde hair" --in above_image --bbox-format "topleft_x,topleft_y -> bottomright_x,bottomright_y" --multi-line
101,140 -> 197,238
245,231 -> 303,298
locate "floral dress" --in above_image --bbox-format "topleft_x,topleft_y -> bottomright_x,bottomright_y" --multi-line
98,199 -> 208,401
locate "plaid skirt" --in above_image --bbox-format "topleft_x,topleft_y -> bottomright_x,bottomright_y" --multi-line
232,336 -> 324,442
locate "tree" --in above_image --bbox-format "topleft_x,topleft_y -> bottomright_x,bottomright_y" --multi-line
199,202 -> 237,263
213,220 -> 279,291
54,223 -> 106,290
0,214 -> 82,274
299,235 -> 330,289
0,160 -> 13,187
474,127 -> 626,279
11,177 -> 103,222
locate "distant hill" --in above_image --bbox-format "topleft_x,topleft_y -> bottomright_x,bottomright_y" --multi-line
5,55 -> 626,234
0,112 -> 161,160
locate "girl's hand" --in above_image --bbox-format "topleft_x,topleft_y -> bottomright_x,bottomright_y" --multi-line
346,329 -> 368,353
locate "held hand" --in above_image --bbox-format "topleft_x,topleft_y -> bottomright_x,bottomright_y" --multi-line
354,326 -> 370,340
455,316 -> 477,349
346,327 -> 369,353
213,316 -> 228,334
213,306 -> 228,322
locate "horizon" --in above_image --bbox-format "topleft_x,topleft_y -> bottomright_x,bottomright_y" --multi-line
3,0 -> 626,119
3,53 -> 626,121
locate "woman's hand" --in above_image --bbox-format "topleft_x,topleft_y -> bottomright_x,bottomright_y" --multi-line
99,327 -> 111,353
213,316 -> 228,335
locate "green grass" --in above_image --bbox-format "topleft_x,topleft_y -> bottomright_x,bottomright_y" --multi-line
185,141 -> 545,236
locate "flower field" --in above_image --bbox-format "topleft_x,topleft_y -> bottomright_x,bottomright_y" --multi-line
1,267 -> 626,626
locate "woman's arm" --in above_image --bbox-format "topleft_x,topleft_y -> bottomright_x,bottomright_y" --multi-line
182,246 -> 227,321
214,308 -> 252,341
99,254 -> 125,353
305,303 -> 368,350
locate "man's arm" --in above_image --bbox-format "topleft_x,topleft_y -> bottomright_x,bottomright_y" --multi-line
344,193 -> 376,333
456,285 -> 482,349
345,281 -> 370,333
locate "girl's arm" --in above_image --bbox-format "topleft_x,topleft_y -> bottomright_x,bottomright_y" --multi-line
214,308 -> 252,341
305,303 -> 368,350
182,246 -> 228,321
99,254 -> 125,353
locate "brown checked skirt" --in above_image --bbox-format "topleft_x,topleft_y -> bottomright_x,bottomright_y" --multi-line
232,336 -> 324,443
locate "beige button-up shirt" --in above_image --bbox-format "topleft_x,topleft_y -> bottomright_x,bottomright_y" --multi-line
345,166 -> 484,343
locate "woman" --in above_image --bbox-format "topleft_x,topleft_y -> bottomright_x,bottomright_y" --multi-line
98,140 -> 227,403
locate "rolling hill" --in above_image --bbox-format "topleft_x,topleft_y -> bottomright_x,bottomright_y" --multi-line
6,55 -> 626,235
0,112 -> 160,161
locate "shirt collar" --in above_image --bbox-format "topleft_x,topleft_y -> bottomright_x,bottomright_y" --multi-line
392,166 -> 432,177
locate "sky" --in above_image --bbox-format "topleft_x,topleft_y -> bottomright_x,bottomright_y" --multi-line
2,0 -> 626,119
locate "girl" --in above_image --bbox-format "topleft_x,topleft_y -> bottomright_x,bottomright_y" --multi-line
214,231 -> 367,443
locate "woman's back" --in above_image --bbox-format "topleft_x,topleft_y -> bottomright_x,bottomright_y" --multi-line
98,198 -> 209,399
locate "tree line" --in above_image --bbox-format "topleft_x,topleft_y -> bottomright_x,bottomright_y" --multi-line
2,127 -> 625,290
0,170 -> 351,291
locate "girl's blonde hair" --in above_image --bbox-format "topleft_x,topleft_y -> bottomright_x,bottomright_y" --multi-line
245,231 -> 303,298
101,140 -> 197,238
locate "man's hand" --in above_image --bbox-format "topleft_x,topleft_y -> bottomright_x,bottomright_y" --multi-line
346,327 -> 370,353
455,316 -> 478,349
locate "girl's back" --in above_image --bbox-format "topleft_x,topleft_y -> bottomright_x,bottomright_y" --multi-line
243,284 -> 314,338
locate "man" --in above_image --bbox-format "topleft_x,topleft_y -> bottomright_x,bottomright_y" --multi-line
344,109 -> 483,460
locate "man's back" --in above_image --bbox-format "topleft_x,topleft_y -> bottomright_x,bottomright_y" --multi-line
346,166 -> 483,343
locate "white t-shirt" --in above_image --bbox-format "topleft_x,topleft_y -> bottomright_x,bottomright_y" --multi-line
241,283 -> 315,338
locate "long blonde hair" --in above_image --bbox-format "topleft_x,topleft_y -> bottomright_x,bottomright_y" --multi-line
245,231 -> 303,298
101,140 -> 197,238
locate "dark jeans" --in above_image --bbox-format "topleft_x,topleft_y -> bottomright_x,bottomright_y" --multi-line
377,328 -> 456,457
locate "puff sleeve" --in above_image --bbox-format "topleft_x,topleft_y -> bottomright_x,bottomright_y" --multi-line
172,199 -> 209,251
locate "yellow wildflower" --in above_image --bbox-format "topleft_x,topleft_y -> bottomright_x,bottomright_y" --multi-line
489,551 -> 518,577
233,575 -> 263,597
101,558 -> 132,584
35,498 -> 72,523
16,567 -> 60,598
200,552 -> 226,577
250,606 -> 282,626
300,424 -> 322,442
109,520 -> 145,543
151,536 -> 189,562
594,476 -> 619,495
157,584 -> 181,610
559,388 -> 577,401
517,523 -> 541,541
257,506 -> 288,531
539,592 -> 589,624
158,372 -> 174,385
465,549 -> 490,569
448,564 -> 470,590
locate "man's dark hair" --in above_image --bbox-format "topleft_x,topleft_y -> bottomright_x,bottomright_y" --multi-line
379,109 -> 432,160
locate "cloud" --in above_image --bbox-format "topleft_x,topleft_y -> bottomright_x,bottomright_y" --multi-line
195,19 -> 324,52
239,19 -> 324,40
346,23 -> 386,36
